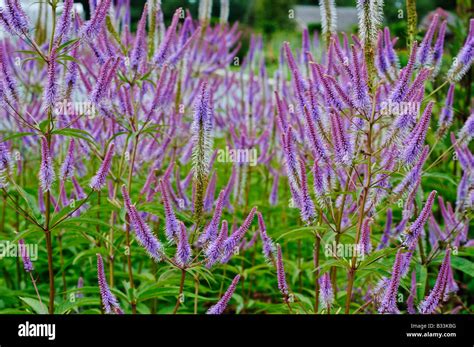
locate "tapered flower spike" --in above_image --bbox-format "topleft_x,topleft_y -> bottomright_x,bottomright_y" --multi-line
401,102 -> 433,167
457,111 -> 474,144
378,248 -> 404,314
0,140 -> 12,173
206,274 -> 240,314
438,84 -> 455,135
154,8 -> 180,66
90,142 -> 114,191
447,19 -> 474,82
44,45 -> 58,110
59,139 -> 75,182
0,45 -> 18,101
403,190 -> 437,249
4,0 -> 30,34
130,3 -> 148,70
257,212 -> 276,264
80,0 -> 111,41
319,272 -> 334,310
359,218 -> 373,255
330,112 -> 354,166
418,249 -> 451,314
90,57 -> 119,105
269,174 -> 279,206
298,159 -> 316,224
121,185 -> 164,261
390,41 -> 418,103
377,208 -> 392,250
276,244 -> 289,300
406,270 -> 418,314
221,207 -> 257,263
39,137 -> 55,192
283,42 -> 307,115
175,222 -> 191,267
357,0 -> 384,47
54,0 -> 74,44
416,14 -> 439,67
432,20 -> 447,77
282,127 -> 301,196
318,0 -> 337,45
97,254 -> 123,314
19,239 -> 33,273
350,44 -> 370,109
393,145 -> 429,197
192,81 -> 214,222
159,179 -> 180,242
206,220 -> 228,268
200,189 -> 225,245
302,101 -> 328,163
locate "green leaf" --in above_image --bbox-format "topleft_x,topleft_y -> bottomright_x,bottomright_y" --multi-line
19,297 -> 48,314
57,38 -> 80,53
2,132 -> 35,141
451,256 -> 474,277
52,128 -> 97,148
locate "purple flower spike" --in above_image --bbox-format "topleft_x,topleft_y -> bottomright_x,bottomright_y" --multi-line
39,137 -> 55,192
330,112 -> 353,166
438,84 -> 455,134
319,272 -> 334,310
276,244 -> 290,300
90,142 -> 114,191
269,174 -> 279,206
80,0 -> 112,41
416,14 -> 439,67
432,20 -> 447,77
154,8 -> 180,66
403,190 -> 437,249
418,249 -> 451,314
59,139 -> 75,182
402,102 -> 433,167
457,111 -> 474,143
378,249 -> 404,314
121,185 -> 163,261
359,218 -> 372,255
206,274 -> 241,314
407,270 -> 417,314
44,45 -> 58,110
97,254 -> 123,314
200,189 -> 225,245
54,0 -> 74,44
298,159 -> 316,224
175,222 -> 191,267
257,212 -> 276,264
159,179 -> 180,242
130,3 -> 148,70
4,0 -> 30,34
206,220 -> 228,268
377,208 -> 392,250
391,41 -> 418,103
447,19 -> 474,82
221,207 -> 257,263
19,239 -> 33,273
90,57 -> 119,105
350,45 -> 370,109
